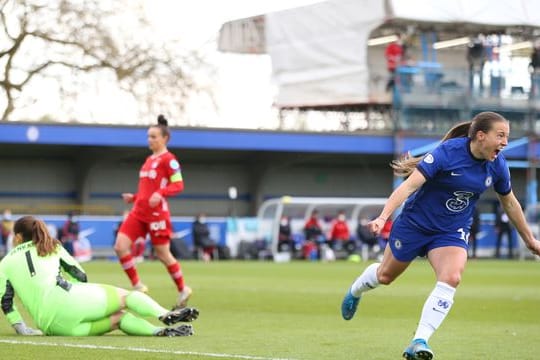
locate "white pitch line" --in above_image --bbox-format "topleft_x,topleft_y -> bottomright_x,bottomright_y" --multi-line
0,339 -> 297,360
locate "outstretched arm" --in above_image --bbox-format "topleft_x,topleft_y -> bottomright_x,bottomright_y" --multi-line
497,191 -> 540,256
369,169 -> 426,235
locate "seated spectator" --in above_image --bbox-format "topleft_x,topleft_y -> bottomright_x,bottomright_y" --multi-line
328,210 -> 354,253
378,218 -> 393,259
304,210 -> 323,241
356,217 -> 378,259
1,209 -> 14,257
277,216 -> 295,255
59,212 -> 79,256
303,210 -> 324,259
192,213 -> 216,262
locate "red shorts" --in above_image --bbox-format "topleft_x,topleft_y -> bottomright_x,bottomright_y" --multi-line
118,212 -> 172,246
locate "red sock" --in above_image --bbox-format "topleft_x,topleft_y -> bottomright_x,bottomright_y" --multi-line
167,262 -> 185,291
119,254 -> 140,286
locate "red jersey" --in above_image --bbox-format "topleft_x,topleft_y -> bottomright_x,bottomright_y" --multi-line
131,151 -> 184,221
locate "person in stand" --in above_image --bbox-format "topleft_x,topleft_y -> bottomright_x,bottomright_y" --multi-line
467,34 -> 487,93
1,209 -> 14,257
59,212 -> 79,256
340,111 -> 540,359
192,213 -> 216,262
384,34 -> 404,92
114,114 -> 192,309
494,203 -> 514,259
468,208 -> 480,258
277,216 -> 295,255
0,216 -> 199,337
377,217 -> 393,260
328,210 -> 353,253
356,217 -> 378,260
303,210 -> 324,259
529,39 -> 540,98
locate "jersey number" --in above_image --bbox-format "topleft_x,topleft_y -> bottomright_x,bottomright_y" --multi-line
457,228 -> 470,244
25,250 -> 36,277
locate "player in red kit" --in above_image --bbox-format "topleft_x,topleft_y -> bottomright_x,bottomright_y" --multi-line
114,114 -> 192,309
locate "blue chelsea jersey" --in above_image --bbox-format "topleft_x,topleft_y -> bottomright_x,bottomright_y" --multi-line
401,137 -> 511,233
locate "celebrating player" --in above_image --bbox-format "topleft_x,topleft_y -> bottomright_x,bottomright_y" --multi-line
340,111 -> 540,359
0,216 -> 199,336
114,114 -> 192,309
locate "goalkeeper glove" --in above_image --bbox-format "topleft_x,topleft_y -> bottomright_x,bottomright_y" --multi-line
12,322 -> 43,336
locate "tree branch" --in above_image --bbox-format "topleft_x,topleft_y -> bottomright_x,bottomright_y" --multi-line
1,0 -> 211,122
0,80 -> 21,91
0,8 -> 15,42
17,61 -> 54,87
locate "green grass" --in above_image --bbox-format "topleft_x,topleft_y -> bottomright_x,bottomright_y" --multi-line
1,259 -> 539,359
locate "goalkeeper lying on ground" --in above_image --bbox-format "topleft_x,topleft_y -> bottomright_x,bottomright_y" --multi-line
0,215 -> 199,336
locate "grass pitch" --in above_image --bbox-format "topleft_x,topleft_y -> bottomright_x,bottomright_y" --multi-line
0,259 -> 538,359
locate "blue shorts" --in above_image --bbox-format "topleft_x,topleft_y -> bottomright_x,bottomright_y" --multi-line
388,215 -> 469,262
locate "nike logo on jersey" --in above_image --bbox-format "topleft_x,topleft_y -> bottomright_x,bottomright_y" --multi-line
450,172 -> 462,176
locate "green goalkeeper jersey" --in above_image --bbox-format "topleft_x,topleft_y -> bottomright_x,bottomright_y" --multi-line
0,241 -> 87,329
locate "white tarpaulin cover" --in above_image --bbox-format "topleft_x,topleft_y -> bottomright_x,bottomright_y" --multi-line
266,0 -> 385,107
221,0 -> 540,107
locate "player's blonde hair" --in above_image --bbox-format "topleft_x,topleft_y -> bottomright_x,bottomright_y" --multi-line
391,111 -> 507,177
13,216 -> 61,256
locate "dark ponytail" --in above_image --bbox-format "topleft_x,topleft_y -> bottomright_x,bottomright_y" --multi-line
152,114 -> 170,141
157,114 -> 168,126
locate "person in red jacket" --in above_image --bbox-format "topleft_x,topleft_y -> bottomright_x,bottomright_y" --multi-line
114,114 -> 192,309
303,210 -> 324,259
329,210 -> 351,251
384,34 -> 404,92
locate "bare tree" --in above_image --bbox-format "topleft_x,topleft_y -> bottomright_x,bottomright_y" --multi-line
0,0 -> 213,123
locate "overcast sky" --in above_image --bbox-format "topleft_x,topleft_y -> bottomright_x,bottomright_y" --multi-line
143,0 -> 325,128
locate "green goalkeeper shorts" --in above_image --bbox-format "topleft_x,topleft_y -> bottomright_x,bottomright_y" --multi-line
44,283 -> 120,336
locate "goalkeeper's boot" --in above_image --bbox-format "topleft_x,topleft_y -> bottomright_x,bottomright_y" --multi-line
341,289 -> 360,320
402,339 -> 433,360
174,285 -> 192,309
159,307 -> 199,325
154,324 -> 194,337
133,282 -> 149,293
